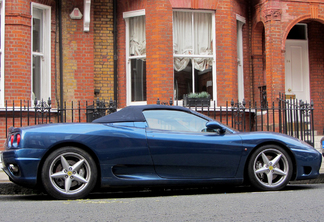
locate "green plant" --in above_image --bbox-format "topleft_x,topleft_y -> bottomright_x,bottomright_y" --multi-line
187,93 -> 199,98
187,91 -> 210,98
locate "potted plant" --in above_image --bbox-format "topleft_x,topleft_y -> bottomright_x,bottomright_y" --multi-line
184,91 -> 211,107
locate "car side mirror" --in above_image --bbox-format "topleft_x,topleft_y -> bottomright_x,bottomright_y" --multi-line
206,121 -> 226,134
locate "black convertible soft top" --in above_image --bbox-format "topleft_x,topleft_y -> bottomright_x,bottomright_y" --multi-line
92,105 -> 211,123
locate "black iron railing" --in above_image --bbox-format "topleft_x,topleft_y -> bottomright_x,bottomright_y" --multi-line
158,93 -> 315,146
0,94 -> 315,146
1,98 -> 117,138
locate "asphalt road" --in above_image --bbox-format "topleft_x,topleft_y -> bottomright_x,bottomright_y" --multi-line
0,184 -> 323,222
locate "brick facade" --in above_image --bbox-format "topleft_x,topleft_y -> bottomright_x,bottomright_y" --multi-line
2,0 -> 324,149
2,0 -> 114,104
0,0 -> 114,146
116,0 -> 324,133
309,21 -> 324,133
93,0 -> 115,101
253,1 -> 324,132
5,1 -> 33,103
116,0 -> 174,107
60,0 -> 94,102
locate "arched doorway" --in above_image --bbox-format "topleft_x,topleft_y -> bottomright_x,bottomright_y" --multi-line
285,23 -> 310,102
285,23 -> 310,101
284,20 -> 324,133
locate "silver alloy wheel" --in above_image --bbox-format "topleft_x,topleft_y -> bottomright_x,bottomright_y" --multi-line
252,148 -> 289,188
49,152 -> 91,195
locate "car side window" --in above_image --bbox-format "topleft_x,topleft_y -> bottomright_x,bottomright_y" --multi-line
143,110 -> 208,132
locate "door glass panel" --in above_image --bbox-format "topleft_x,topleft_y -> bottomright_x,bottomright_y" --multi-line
143,110 -> 208,132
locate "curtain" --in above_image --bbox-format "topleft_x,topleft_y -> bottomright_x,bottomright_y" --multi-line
173,12 -> 213,72
129,16 -> 146,56
173,12 -> 192,71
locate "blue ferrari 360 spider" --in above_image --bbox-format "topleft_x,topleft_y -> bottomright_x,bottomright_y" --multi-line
1,105 -> 322,199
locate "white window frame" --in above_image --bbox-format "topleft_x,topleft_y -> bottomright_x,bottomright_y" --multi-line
31,3 -> 51,102
0,0 -> 5,107
173,10 -> 216,106
237,14 -> 245,102
123,10 -> 147,106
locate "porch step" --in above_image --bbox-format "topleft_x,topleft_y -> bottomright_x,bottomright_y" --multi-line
314,135 -> 324,150
314,135 -> 324,174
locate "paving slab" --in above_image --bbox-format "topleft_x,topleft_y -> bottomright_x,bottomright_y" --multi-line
0,168 -> 324,196
0,170 -> 10,182
0,170 -> 41,195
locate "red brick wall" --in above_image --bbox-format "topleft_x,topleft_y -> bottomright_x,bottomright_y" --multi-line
117,0 -> 173,107
309,21 -> 324,134
251,22 -> 265,106
1,0 -> 112,148
146,0 -> 173,105
4,0 -> 58,105
215,0 -> 238,105
3,0 -> 324,137
251,1 -> 324,132
169,0 -> 218,9
5,1 -> 33,104
4,0 -> 97,104
115,0 -> 324,134
117,0 -> 247,107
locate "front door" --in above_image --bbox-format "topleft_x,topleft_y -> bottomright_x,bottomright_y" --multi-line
285,40 -> 310,102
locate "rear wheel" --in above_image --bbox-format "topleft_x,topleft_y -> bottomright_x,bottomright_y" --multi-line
41,147 -> 97,199
247,145 -> 293,191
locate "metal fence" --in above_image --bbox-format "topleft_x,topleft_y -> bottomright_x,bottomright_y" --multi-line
1,98 -> 117,138
161,93 -> 314,146
0,93 -> 315,146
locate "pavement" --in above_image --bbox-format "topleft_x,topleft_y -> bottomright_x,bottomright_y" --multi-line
0,167 -> 324,195
0,169 -> 43,195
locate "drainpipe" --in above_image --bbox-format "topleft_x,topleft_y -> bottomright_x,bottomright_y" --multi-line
113,0 -> 118,105
58,0 -> 64,122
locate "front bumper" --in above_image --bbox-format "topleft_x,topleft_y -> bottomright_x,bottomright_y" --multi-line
1,148 -> 46,187
291,148 -> 322,181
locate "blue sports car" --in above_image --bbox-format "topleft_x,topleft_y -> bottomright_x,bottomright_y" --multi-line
1,105 -> 322,199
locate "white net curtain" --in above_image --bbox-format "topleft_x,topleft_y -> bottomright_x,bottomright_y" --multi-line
129,16 -> 146,57
173,11 -> 213,72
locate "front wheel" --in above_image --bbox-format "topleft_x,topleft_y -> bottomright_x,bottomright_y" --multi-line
41,147 -> 97,199
247,145 -> 293,191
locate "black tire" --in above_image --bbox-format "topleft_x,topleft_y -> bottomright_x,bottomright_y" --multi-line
247,145 -> 293,191
41,147 -> 97,199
